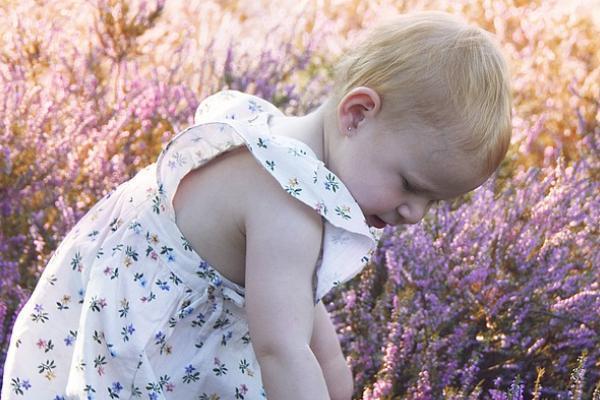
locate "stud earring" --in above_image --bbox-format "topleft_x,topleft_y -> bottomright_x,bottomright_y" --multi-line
347,126 -> 352,131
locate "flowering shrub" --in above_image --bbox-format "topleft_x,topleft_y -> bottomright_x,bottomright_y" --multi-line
326,125 -> 599,398
1,0 -> 599,398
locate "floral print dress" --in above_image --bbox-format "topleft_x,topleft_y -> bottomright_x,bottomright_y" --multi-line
2,90 -> 383,399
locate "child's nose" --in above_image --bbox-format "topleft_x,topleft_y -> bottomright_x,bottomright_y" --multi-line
397,199 -> 432,225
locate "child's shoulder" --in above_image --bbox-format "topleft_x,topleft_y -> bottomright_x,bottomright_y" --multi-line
172,138 -> 323,288
174,138 -> 322,240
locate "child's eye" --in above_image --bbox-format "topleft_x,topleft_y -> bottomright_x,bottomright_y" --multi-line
402,177 -> 411,191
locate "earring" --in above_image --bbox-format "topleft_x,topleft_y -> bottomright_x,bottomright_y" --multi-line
347,126 -> 352,131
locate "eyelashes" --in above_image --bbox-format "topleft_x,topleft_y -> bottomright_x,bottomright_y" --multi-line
402,177 -> 412,192
402,178 -> 442,206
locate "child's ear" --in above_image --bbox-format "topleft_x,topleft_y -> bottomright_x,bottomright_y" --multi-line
338,86 -> 381,131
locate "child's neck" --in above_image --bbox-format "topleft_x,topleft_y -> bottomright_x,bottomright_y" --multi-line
268,102 -> 329,165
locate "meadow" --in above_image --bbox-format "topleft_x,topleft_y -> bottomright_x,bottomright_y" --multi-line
0,0 -> 598,398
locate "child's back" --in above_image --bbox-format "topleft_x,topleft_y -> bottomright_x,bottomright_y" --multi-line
172,144 -> 255,289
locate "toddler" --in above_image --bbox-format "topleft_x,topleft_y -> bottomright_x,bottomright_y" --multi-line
2,10 -> 511,400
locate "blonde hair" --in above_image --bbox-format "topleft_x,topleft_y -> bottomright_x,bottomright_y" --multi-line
327,11 -> 513,177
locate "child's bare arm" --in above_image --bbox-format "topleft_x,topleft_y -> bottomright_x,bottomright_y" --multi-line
311,301 -> 354,400
243,156 -> 329,399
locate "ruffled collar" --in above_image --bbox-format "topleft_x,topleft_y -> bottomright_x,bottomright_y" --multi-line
194,90 -> 383,243
157,89 -> 384,302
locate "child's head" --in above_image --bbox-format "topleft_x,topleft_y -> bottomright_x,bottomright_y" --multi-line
325,10 -> 512,178
321,10 -> 512,225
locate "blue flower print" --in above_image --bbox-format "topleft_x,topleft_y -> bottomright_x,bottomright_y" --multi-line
10,377 -> 32,395
121,324 -> 135,342
182,364 -> 200,384
64,333 -> 75,346
30,304 -> 49,323
257,137 -> 269,148
108,381 -> 123,398
247,99 -> 263,113
324,173 -> 340,192
156,279 -> 170,291
167,151 -> 187,170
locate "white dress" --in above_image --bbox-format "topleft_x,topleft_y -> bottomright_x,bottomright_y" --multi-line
2,90 -> 382,399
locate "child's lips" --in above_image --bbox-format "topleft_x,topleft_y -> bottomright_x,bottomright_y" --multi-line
367,215 -> 387,228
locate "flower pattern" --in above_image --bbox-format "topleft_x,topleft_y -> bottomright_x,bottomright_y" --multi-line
2,90 -> 381,399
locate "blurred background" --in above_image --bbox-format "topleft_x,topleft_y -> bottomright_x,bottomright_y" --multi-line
1,0 -> 598,398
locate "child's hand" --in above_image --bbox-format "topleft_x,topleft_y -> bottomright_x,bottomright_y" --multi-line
310,301 -> 354,400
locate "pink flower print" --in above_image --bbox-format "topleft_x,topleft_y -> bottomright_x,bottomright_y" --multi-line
140,291 -> 156,303
70,251 -> 83,272
36,338 -> 54,352
89,296 -> 108,312
212,357 -> 228,376
314,200 -> 327,216
235,383 -> 249,399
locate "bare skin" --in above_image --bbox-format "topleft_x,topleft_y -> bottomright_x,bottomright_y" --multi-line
172,108 -> 353,399
173,145 -> 250,288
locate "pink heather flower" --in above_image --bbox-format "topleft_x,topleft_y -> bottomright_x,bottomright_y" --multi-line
372,379 -> 393,398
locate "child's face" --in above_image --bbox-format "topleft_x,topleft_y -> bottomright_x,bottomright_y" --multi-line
335,113 -> 490,227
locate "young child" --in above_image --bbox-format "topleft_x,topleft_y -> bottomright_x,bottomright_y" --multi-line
2,10 -> 511,400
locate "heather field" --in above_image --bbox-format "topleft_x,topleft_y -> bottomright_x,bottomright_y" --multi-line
1,0 -> 599,398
